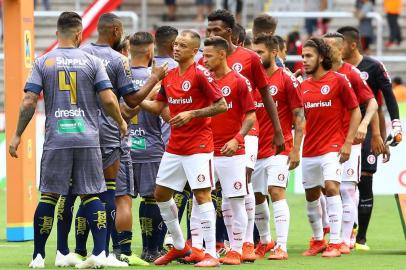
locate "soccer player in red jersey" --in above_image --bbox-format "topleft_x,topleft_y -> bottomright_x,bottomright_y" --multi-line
140,30 -> 227,267
204,10 -> 284,261
300,38 -> 361,258
251,35 -> 305,260
323,32 -> 384,253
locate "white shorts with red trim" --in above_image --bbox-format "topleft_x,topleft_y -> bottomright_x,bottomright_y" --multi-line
342,144 -> 361,183
302,152 -> 342,190
214,155 -> 248,198
252,155 -> 289,195
156,152 -> 214,192
245,135 -> 258,169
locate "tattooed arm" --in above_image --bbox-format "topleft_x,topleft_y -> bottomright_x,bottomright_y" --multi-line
9,92 -> 39,158
288,107 -> 305,170
169,97 -> 228,128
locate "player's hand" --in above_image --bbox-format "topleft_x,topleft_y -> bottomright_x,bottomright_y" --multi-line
220,138 -> 239,157
151,60 -> 168,81
354,122 -> 368,144
118,119 -> 128,138
169,111 -> 194,128
371,134 -> 385,155
9,135 -> 21,158
339,141 -> 352,163
383,145 -> 391,163
287,148 -> 300,170
386,119 -> 402,147
272,130 -> 285,155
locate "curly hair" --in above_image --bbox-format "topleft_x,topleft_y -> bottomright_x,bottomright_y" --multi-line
304,37 -> 332,70
208,9 -> 235,29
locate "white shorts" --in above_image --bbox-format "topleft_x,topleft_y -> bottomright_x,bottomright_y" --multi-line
302,152 -> 342,190
245,135 -> 258,169
342,144 -> 361,183
214,155 -> 248,198
156,152 -> 214,192
252,155 -> 289,195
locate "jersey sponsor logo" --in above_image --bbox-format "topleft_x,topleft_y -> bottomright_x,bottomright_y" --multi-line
221,86 -> 231,96
54,108 -> 85,118
100,59 -> 111,67
360,71 -> 369,81
245,79 -> 253,92
304,100 -> 332,109
255,101 -> 264,108
133,79 -> 146,88
182,80 -> 191,91
56,57 -> 88,66
232,63 -> 243,73
227,101 -> 233,109
168,96 -> 193,104
197,174 -> 206,182
320,85 -> 330,95
196,64 -> 215,82
367,154 -> 376,164
45,58 -> 56,67
270,85 -> 278,96
129,127 -> 146,137
234,181 -> 242,190
57,119 -> 86,133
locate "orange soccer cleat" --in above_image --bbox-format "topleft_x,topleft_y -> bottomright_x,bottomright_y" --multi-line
268,247 -> 288,260
222,251 -> 242,265
302,239 -> 327,256
154,244 -> 191,265
322,243 -> 342,258
339,242 -> 351,255
242,242 -> 256,262
194,254 -> 220,267
179,247 -> 205,264
255,241 -> 275,258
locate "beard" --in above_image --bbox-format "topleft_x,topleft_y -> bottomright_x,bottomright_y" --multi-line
262,58 -> 271,69
306,62 -> 319,75
112,37 -> 122,52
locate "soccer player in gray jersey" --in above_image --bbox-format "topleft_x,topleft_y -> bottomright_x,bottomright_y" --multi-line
8,12 -> 126,269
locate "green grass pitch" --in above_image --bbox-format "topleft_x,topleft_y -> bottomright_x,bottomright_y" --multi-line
0,189 -> 405,269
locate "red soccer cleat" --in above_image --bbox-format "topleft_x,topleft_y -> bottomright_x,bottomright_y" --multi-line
194,254 -> 220,267
302,239 -> 327,256
242,242 -> 256,262
255,241 -> 275,258
339,242 -> 351,255
222,251 -> 242,265
323,227 -> 330,237
154,244 -> 191,265
268,247 -> 288,260
179,247 -> 205,264
322,243 -> 342,258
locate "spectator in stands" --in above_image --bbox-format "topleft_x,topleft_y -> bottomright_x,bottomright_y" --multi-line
223,0 -> 243,23
274,35 -> 287,63
355,0 -> 374,54
392,77 -> 406,102
196,0 -> 213,22
164,0 -> 176,21
34,0 -> 50,11
384,0 -> 403,47
304,0 -> 328,37
285,31 -> 303,73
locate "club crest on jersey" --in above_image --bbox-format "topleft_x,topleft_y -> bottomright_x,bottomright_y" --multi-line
321,85 -> 330,95
361,71 -> 369,81
367,154 -> 376,164
277,174 -> 285,182
234,181 -> 242,190
221,86 -> 231,96
347,168 -> 354,176
270,85 -> 278,96
197,174 -> 206,182
232,63 -> 243,73
336,169 -> 342,176
182,80 -> 191,91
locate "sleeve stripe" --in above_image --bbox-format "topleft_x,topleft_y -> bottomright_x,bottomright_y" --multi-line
118,83 -> 137,97
95,80 -> 113,92
24,83 -> 42,94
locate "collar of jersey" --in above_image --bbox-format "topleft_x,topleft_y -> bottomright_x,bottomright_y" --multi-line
91,42 -> 110,47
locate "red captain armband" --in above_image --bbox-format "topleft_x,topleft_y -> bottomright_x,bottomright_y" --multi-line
234,133 -> 245,145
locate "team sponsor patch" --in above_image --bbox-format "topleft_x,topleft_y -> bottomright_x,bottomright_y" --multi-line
197,174 -> 206,182
234,181 -> 242,190
270,85 -> 278,96
360,71 -> 369,81
182,80 -> 191,91
321,85 -> 330,95
221,86 -> 231,96
232,63 -> 243,73
367,154 -> 376,164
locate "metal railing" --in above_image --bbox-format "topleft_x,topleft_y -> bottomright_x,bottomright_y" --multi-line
266,11 -> 384,56
286,55 -> 406,63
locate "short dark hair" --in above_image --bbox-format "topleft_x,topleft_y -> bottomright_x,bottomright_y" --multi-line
337,26 -> 361,47
180,30 -> 201,48
130,31 -> 154,47
207,9 -> 235,29
204,36 -> 229,51
323,32 -> 345,40
274,35 -> 285,51
155,25 -> 178,45
232,24 -> 246,44
97,13 -> 121,35
244,36 -> 252,47
253,34 -> 279,52
393,76 -> 403,85
303,37 -> 333,70
115,35 -> 130,52
57,11 -> 82,36
253,14 -> 278,35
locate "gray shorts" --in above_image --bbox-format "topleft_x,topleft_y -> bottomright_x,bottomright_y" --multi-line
101,147 -> 121,170
40,148 -> 106,195
116,150 -> 135,197
133,162 -> 160,197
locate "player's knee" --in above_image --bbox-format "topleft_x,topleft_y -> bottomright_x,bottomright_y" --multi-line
254,192 -> 266,204
154,185 -> 174,202
324,181 -> 340,196
193,188 -> 212,204
268,186 -> 286,202
305,187 -> 321,202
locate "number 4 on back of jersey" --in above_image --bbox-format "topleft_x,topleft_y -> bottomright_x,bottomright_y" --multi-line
58,70 -> 77,105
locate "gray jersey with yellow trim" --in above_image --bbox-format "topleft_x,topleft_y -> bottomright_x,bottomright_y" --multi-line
81,43 -> 136,148
24,48 -> 112,150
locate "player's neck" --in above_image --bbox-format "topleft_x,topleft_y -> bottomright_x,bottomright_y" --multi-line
331,60 -> 343,71
227,40 -> 237,55
178,59 -> 195,75
95,37 -> 112,47
131,56 -> 149,68
266,63 -> 279,76
156,48 -> 173,58
58,39 -> 76,48
345,51 -> 363,67
312,68 -> 329,81
213,63 -> 232,80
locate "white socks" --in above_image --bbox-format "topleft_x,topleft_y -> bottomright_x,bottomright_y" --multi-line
222,197 -> 233,248
306,199 -> 323,240
254,201 -> 271,244
229,197 -> 248,254
157,199 -> 185,250
273,199 -> 290,251
244,183 -> 255,244
199,202 -> 217,257
341,182 -> 357,245
320,194 -> 329,229
326,195 -> 343,244
191,197 -> 203,249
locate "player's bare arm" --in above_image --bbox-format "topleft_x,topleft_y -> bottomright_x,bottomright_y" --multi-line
140,99 -> 166,115
120,103 -> 141,123
9,91 -> 39,158
354,97 -> 378,144
123,61 -> 168,108
289,107 -> 305,170
369,111 -> 385,155
221,110 -> 256,157
99,89 -> 128,137
258,85 -> 285,154
169,97 -> 227,128
378,106 -> 391,163
339,106 -> 362,163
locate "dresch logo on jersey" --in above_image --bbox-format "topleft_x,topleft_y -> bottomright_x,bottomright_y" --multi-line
55,108 -> 86,134
168,96 -> 193,104
304,100 -> 332,109
130,128 -> 146,150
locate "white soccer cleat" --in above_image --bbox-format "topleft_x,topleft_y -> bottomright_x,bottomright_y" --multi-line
75,251 -> 106,269
164,233 -> 174,247
105,254 -> 128,267
29,254 -> 45,268
55,251 -> 84,267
